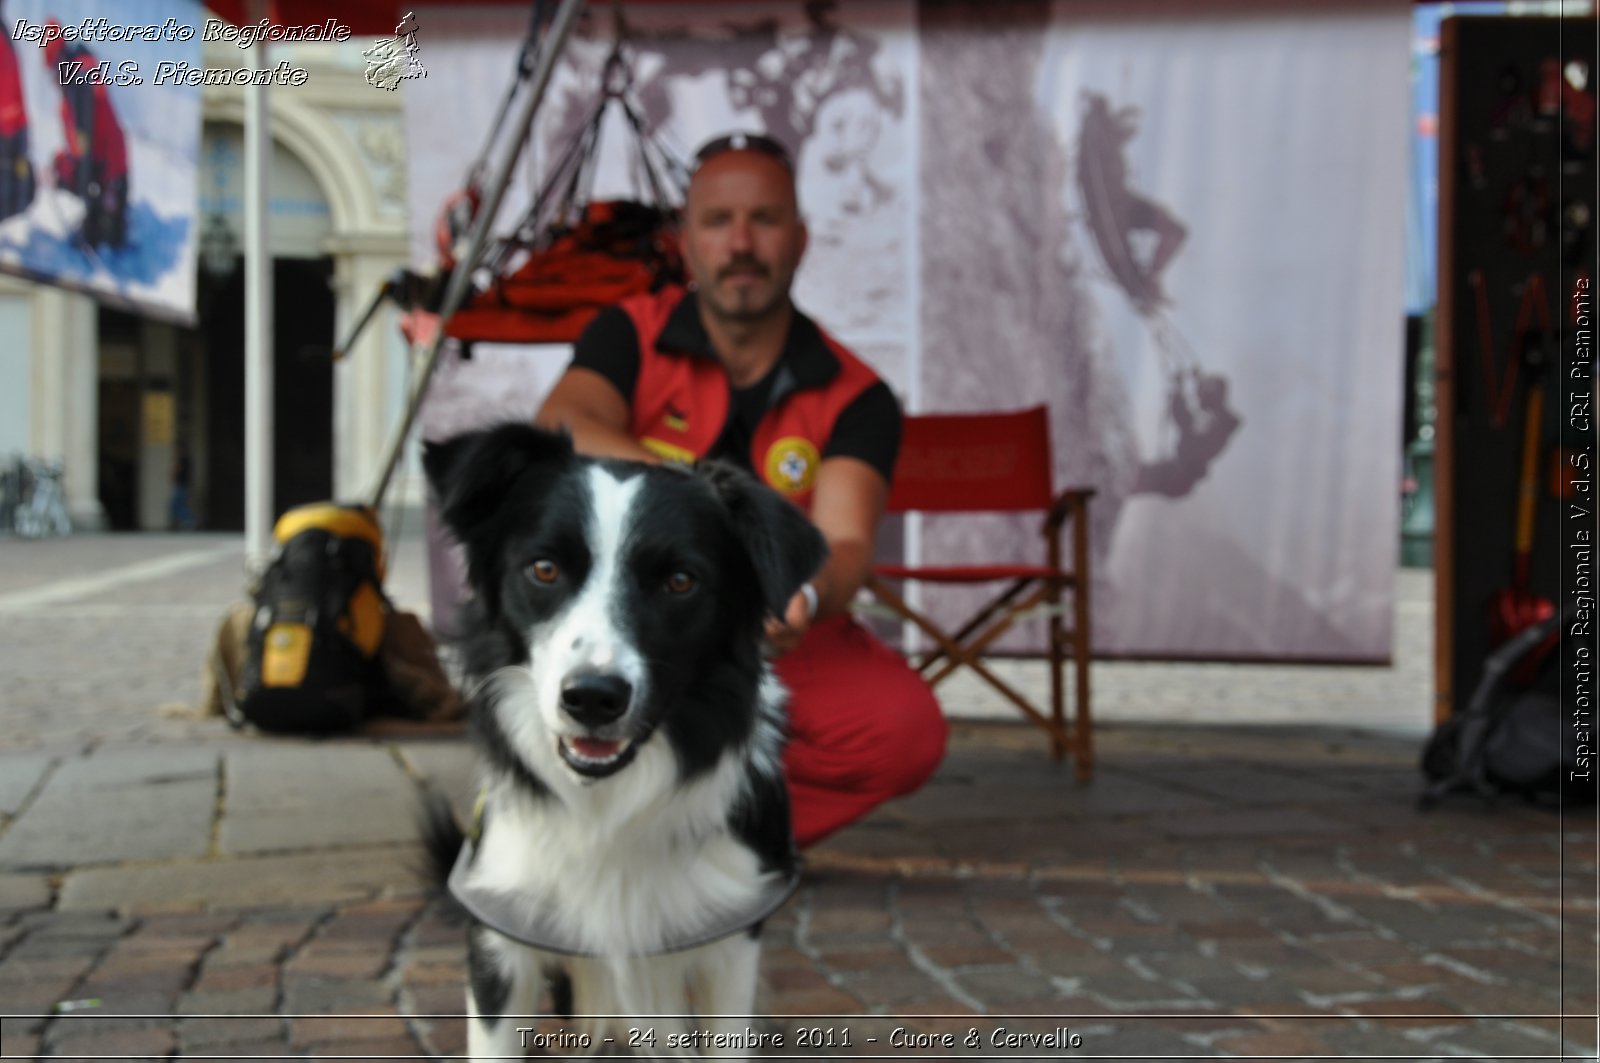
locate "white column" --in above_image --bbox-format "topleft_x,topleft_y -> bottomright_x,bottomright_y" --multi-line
330,251 -> 400,502
30,287 -> 103,530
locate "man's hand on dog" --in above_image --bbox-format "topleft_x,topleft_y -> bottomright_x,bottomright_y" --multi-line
764,588 -> 814,657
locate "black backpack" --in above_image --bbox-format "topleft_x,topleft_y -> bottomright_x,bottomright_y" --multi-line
233,504 -> 392,734
1420,603 -> 1593,808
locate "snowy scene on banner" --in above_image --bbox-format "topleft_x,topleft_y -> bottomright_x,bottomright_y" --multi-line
0,0 -> 201,321
403,0 -> 1406,661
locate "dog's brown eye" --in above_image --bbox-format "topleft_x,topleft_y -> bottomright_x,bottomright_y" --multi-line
527,560 -> 559,585
666,571 -> 697,595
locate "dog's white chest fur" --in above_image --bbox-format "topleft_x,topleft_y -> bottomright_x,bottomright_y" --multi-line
467,733 -> 773,958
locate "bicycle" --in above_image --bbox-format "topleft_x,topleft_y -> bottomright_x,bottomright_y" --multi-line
13,459 -> 72,538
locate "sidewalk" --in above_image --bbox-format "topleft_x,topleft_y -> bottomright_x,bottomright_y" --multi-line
0,532 -> 1593,1060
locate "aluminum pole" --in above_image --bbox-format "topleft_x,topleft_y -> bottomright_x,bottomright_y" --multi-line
243,0 -> 274,563
366,0 -> 586,509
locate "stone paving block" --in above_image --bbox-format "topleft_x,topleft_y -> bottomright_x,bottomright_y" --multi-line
1168,764 -> 1371,806
284,947 -> 391,980
918,942 -> 1019,969
177,1014 -> 286,1050
192,961 -> 279,993
0,748 -> 216,868
301,1033 -> 425,1058
394,740 -> 476,813
0,872 -> 52,912
761,984 -> 861,1015
889,778 -> 1084,824
835,968 -> 954,1008
1159,807 -> 1360,840
280,975 -> 392,1014
0,751 -> 54,813
219,745 -> 423,853
802,906 -> 892,941
404,982 -> 465,1015
91,944 -> 206,981
953,966 -> 1062,1005
1074,970 -> 1201,1009
175,986 -> 279,1015
0,950 -> 98,984
1432,1018 -> 1570,1060
1433,979 -> 1562,1017
45,1023 -> 176,1061
176,1035 -> 299,1059
398,959 -> 466,987
811,819 -> 954,860
1214,1028 -> 1336,1056
15,908 -> 133,939
58,846 -> 427,912
289,1009 -> 410,1047
815,943 -> 913,972
1021,947 -> 1128,982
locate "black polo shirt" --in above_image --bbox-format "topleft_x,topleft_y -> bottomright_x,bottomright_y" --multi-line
568,293 -> 901,483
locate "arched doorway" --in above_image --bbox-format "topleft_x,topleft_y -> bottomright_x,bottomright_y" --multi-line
194,122 -> 336,530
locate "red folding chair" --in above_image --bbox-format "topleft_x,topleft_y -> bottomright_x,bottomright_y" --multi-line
864,406 -> 1094,778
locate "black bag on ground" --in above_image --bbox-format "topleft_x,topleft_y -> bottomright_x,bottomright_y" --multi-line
1420,602 -> 1593,807
234,504 -> 392,734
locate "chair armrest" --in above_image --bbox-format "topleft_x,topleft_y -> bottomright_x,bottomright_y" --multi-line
1043,487 -> 1095,535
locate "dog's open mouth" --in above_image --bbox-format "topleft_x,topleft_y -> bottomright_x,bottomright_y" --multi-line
557,736 -> 637,778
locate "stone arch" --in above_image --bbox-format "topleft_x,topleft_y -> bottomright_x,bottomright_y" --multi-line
202,94 -> 377,240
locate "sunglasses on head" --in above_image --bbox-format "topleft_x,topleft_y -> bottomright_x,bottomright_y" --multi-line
691,132 -> 794,172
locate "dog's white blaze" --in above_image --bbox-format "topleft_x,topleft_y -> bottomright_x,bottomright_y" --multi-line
527,467 -> 647,740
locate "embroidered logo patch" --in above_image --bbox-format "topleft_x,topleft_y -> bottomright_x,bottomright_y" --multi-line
763,437 -> 820,496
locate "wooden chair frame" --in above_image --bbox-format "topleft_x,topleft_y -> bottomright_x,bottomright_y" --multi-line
864,408 -> 1093,779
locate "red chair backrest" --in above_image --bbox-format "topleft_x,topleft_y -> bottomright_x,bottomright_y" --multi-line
888,406 -> 1054,514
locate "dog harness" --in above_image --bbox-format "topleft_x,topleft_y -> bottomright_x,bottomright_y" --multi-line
447,794 -> 801,957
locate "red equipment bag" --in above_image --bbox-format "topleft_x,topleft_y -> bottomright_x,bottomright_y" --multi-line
446,199 -> 682,345
441,44 -> 687,347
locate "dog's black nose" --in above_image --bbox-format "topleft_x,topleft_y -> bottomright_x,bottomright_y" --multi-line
559,672 -> 632,726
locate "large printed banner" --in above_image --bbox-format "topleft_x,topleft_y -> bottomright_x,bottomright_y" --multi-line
405,0 -> 1408,661
0,0 -> 201,322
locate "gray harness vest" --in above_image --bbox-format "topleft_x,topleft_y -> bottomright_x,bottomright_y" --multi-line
447,801 -> 801,957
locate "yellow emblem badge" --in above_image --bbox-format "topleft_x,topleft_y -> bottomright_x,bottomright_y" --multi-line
763,437 -> 820,496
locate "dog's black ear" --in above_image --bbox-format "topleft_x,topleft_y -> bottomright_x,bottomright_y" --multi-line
422,423 -> 574,538
699,460 -> 829,618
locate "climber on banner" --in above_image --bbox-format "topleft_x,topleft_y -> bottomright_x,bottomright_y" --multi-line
0,2 -> 34,221
42,17 -> 128,247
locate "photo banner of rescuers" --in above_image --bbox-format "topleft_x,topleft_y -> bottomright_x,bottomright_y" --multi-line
0,7 -> 129,246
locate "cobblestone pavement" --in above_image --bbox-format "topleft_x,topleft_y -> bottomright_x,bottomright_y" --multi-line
0,531 -> 1594,1061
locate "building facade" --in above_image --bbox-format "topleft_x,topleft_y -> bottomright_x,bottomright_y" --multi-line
3,36 -> 414,532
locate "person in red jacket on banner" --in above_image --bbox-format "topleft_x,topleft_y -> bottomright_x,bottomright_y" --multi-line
42,18 -> 128,246
0,2 -> 34,221
535,132 -> 947,848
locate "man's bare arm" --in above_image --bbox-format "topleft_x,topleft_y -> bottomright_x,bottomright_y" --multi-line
535,367 -> 658,463
765,455 -> 888,654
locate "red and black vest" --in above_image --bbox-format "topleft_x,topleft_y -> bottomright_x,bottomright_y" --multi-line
619,287 -> 882,513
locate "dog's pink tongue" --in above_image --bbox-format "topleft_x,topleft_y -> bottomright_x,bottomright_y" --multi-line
571,738 -> 622,760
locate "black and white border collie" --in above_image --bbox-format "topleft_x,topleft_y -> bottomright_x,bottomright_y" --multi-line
422,423 -> 826,1058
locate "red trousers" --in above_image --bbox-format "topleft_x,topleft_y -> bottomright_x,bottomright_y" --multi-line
776,615 -> 948,848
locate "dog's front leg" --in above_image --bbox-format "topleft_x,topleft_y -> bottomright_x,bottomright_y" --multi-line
687,931 -> 763,1057
466,924 -> 542,1061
